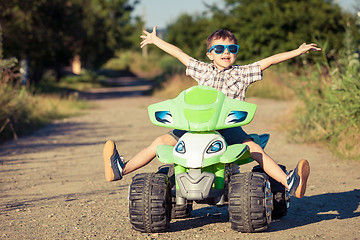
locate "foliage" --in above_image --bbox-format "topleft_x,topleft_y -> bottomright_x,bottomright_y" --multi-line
165,0 -> 353,64
0,0 -> 140,83
222,0 -> 346,61
0,55 -> 37,141
292,24 -> 360,160
103,50 -> 162,77
0,82 -> 90,143
0,35 -> 90,142
37,69 -> 104,93
0,79 -> 91,143
0,24 -> 20,83
0,57 -> 19,84
0,84 -> 31,141
165,14 -> 212,61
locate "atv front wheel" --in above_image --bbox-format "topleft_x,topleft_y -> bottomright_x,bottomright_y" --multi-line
228,172 -> 273,233
128,173 -> 172,233
158,164 -> 193,219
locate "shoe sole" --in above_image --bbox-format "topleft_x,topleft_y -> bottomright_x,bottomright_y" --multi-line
103,140 -> 116,182
295,159 -> 310,198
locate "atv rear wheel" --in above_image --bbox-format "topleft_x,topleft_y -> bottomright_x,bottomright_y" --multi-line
252,165 -> 289,219
228,172 -> 273,233
128,173 -> 172,233
171,199 -> 193,219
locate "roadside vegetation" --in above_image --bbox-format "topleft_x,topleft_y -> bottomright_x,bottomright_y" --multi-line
291,27 -> 360,160
0,61 -> 92,143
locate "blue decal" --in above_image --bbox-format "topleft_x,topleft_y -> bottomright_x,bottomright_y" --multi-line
225,111 -> 248,124
155,111 -> 173,124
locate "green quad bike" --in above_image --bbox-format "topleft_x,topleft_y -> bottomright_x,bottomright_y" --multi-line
128,85 -> 290,233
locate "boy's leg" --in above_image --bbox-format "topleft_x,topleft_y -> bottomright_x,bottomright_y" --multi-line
122,134 -> 177,175
243,139 -> 310,198
243,140 -> 288,185
103,134 -> 177,181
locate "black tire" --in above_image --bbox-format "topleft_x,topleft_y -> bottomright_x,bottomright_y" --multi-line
252,165 -> 289,219
228,172 -> 273,233
128,173 -> 172,233
171,198 -> 193,219
157,164 -> 175,186
158,164 -> 193,219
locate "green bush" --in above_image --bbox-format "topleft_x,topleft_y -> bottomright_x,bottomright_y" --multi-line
0,83 -> 37,141
292,30 -> 360,160
0,57 -> 91,142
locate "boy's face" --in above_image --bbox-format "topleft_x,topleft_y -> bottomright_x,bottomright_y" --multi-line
206,38 -> 238,70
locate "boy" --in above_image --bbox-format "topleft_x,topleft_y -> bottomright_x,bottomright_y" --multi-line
103,26 -> 321,198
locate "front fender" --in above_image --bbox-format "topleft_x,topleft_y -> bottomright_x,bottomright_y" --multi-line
220,144 -> 252,165
156,145 -> 174,164
156,145 -> 188,166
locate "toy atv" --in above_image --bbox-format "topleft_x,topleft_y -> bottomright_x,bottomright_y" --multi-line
128,86 -> 289,233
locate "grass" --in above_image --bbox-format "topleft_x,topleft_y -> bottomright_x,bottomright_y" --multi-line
0,83 -> 91,143
152,73 -> 197,99
103,50 -> 163,78
290,42 -> 360,160
246,67 -> 295,100
38,69 -> 105,93
0,68 -> 94,143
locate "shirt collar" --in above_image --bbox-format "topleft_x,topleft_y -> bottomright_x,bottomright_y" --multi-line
210,63 -> 233,72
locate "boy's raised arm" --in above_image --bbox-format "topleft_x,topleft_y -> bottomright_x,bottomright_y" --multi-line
140,26 -> 191,66
259,43 -> 321,71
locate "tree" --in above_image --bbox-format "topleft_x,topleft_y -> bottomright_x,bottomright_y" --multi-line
0,0 -> 138,83
223,0 -> 346,61
165,14 -> 212,60
165,0 -> 349,63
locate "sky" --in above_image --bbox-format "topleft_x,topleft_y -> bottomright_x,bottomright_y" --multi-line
131,0 -> 358,29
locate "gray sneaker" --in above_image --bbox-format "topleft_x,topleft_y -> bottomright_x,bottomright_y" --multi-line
103,140 -> 125,181
287,159 -> 310,198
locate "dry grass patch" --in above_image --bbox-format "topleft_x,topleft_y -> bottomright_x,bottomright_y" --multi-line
152,74 -> 197,99
246,69 -> 295,100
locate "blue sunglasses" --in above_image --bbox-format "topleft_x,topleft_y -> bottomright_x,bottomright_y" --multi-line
208,44 -> 240,54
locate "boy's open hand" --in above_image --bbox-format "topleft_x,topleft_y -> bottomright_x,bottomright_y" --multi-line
140,26 -> 158,48
298,43 -> 322,54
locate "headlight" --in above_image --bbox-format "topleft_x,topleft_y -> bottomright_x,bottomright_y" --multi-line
175,141 -> 186,154
206,140 -> 223,153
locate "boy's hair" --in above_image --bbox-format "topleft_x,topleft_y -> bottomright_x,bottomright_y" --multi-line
207,29 -> 238,51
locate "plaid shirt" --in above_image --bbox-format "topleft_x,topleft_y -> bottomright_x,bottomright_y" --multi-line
186,57 -> 262,101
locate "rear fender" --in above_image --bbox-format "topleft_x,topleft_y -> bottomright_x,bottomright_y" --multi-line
249,133 -> 270,149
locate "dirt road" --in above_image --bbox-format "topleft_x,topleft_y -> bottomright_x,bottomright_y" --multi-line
1,78 -> 359,239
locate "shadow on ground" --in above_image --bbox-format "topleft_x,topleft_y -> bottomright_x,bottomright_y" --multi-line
269,189 -> 360,231
0,120 -> 113,160
166,189 -> 360,232
0,186 -> 128,214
